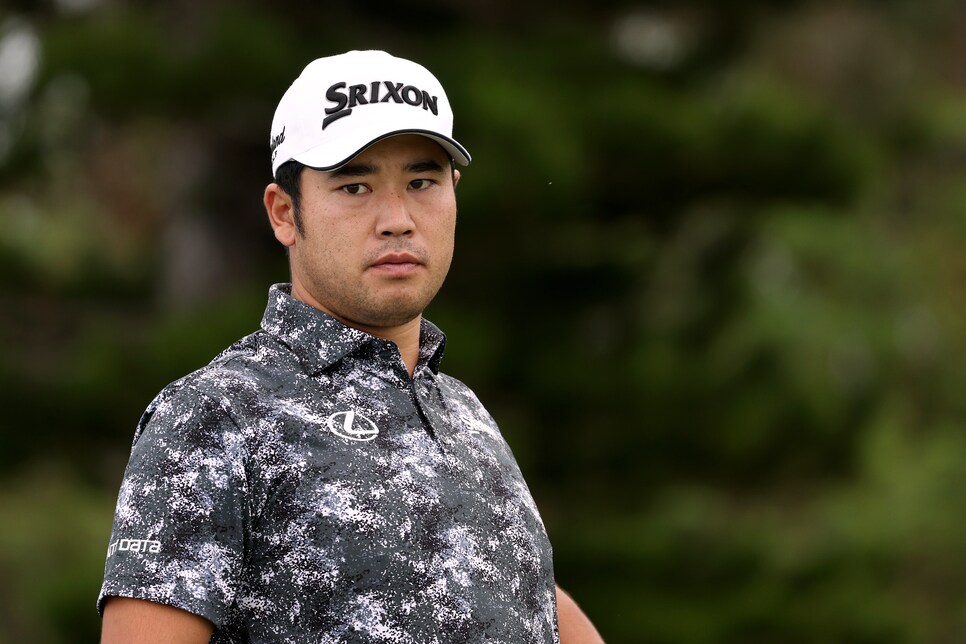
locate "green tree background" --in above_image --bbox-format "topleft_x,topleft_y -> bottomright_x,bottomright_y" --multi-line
3,1 -> 966,642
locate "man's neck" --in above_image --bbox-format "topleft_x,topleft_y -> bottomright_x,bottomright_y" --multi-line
353,316 -> 422,378
289,284 -> 422,378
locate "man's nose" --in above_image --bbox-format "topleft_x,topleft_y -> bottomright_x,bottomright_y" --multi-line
377,191 -> 415,237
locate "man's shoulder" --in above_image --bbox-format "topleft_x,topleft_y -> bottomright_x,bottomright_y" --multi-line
435,370 -> 472,395
185,328 -> 297,391
436,371 -> 495,415
143,329 -> 297,423
129,329 -> 302,447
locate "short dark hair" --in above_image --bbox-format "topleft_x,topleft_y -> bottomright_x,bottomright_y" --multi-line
274,160 -> 306,236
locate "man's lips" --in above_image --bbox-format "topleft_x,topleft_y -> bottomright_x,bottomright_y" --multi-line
372,252 -> 421,267
369,252 -> 423,276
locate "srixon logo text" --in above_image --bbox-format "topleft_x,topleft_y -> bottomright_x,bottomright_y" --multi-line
323,81 -> 438,129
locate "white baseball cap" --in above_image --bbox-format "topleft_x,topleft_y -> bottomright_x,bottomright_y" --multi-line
269,50 -> 471,177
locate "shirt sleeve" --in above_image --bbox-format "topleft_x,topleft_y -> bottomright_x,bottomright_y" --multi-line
97,380 -> 249,628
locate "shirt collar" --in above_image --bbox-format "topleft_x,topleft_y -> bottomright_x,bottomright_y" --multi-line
418,316 -> 447,375
261,284 -> 446,375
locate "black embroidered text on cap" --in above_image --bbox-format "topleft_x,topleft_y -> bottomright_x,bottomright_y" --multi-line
323,81 -> 440,129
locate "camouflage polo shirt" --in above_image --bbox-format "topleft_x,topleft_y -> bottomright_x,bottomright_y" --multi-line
98,284 -> 558,643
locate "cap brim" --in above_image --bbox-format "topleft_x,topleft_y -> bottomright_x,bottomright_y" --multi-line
293,129 -> 471,172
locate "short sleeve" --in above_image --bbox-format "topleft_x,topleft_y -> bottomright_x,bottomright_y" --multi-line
97,381 -> 249,628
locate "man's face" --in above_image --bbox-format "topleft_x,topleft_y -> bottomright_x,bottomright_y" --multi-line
280,135 -> 459,331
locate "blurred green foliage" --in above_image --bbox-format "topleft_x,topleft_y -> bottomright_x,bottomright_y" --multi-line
3,1 -> 966,642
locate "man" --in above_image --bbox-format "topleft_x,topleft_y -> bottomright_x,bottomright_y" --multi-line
99,50 -> 603,643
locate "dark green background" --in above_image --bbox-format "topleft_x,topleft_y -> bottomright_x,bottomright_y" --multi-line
3,1 -> 966,642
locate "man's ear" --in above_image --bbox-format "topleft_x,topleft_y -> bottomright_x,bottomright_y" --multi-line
453,169 -> 461,188
264,183 -> 297,247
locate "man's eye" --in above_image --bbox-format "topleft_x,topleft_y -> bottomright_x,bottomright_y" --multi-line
410,179 -> 434,190
341,184 -> 370,195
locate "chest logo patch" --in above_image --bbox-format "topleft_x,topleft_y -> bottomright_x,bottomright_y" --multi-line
326,410 -> 379,442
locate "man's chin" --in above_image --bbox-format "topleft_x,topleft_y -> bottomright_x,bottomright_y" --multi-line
356,298 -> 432,329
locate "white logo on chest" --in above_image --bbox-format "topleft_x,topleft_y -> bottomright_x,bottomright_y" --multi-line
326,410 -> 379,442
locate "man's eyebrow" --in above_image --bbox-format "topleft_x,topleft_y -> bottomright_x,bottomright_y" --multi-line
406,160 -> 445,173
326,159 -> 444,179
328,163 -> 376,179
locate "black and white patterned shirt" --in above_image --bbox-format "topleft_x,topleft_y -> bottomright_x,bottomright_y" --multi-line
99,284 -> 558,643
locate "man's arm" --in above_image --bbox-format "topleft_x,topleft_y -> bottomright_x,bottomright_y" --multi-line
557,584 -> 605,643
103,588 -> 592,643
101,597 -> 214,644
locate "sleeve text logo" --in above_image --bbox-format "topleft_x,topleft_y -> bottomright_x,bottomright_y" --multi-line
107,537 -> 162,557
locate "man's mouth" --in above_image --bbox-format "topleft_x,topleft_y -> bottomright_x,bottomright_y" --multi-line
370,252 -> 422,276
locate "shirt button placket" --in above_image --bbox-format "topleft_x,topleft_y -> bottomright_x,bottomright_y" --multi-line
411,371 -> 451,448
